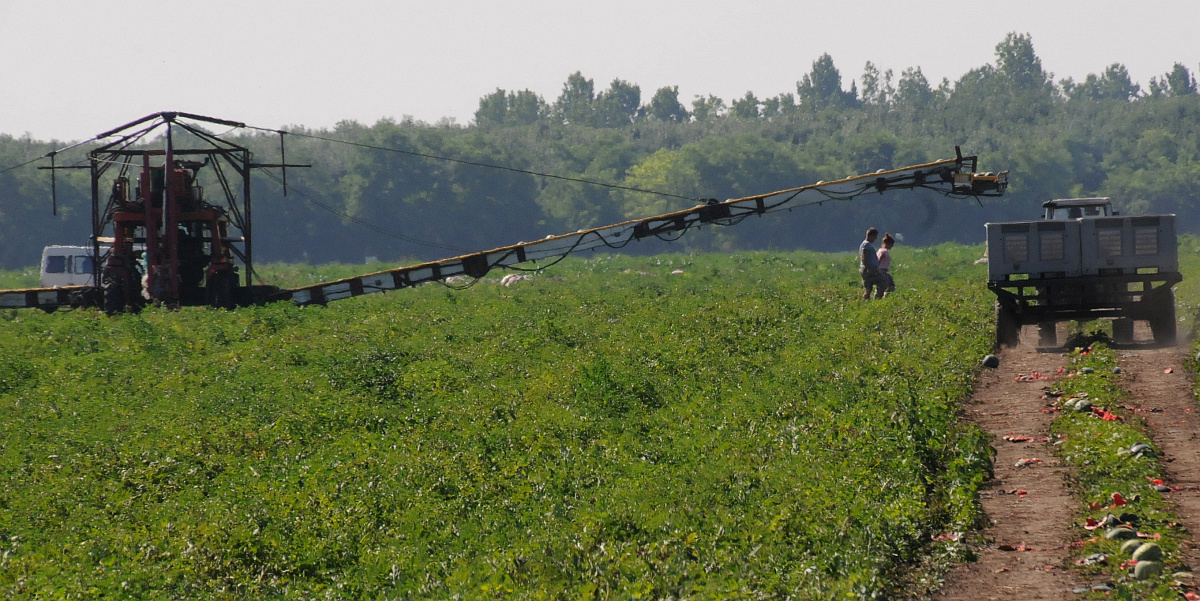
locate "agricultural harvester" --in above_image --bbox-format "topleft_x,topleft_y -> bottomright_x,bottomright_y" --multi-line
24,112 -> 296,313
1,112 -> 1008,313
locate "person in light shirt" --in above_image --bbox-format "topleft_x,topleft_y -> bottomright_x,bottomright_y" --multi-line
875,233 -> 896,298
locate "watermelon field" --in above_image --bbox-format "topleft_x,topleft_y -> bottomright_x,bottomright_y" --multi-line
1,245 -> 1013,598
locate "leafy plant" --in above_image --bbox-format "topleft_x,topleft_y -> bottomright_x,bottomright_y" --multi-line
0,246 -> 995,599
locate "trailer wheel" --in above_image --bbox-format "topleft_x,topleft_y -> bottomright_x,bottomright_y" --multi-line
995,301 -> 1021,348
1111,318 -> 1135,344
1149,290 -> 1177,346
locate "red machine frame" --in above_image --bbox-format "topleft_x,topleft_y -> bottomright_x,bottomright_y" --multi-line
83,112 -> 289,312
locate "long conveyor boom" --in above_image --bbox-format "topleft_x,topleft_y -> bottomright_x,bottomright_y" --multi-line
282,150 -> 1005,307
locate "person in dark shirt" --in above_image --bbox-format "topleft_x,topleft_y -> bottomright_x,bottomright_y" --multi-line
859,227 -> 880,300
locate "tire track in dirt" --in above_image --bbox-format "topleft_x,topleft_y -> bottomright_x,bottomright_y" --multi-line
935,327 -> 1078,600
935,327 -> 1200,599
1114,337 -> 1200,572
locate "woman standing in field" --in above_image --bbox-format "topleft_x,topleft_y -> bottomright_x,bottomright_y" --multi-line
876,233 -> 896,298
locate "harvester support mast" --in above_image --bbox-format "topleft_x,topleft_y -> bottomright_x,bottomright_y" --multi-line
79,112 -> 308,310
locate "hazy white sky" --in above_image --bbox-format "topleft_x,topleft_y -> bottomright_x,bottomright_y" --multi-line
2,0 -> 1198,141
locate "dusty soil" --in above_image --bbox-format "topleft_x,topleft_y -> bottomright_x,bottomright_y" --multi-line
935,326 -> 1078,600
1118,342 -> 1200,570
933,325 -> 1200,600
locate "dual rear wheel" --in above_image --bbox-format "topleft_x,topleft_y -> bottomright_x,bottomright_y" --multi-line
995,301 -> 1021,349
995,290 -> 1176,349
1147,290 -> 1176,346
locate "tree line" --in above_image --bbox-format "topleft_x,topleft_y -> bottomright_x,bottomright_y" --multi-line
1,32 -> 1198,270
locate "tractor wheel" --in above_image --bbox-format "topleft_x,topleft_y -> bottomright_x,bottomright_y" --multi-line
1149,290 -> 1177,346
209,271 -> 235,310
995,301 -> 1021,349
1111,318 -> 1135,345
103,274 -> 124,315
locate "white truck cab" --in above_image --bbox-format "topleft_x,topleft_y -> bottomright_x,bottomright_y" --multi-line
1042,197 -> 1117,220
40,246 -> 96,288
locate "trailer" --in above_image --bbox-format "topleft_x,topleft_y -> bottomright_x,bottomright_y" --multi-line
985,197 -> 1180,347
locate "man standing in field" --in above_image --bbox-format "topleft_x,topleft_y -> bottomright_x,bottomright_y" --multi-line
859,227 -> 881,300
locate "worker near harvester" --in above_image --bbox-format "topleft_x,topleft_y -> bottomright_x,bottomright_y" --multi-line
859,227 -> 881,300
876,233 -> 896,298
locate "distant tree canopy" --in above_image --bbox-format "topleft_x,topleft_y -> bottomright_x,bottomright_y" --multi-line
647,86 -> 689,123
3,32 -> 1200,270
797,53 -> 858,109
474,88 -> 546,126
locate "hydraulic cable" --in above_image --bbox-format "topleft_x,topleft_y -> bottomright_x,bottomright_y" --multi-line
246,125 -> 699,203
257,169 -> 467,253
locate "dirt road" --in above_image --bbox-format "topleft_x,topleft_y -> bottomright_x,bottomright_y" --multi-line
1120,347 -> 1200,570
934,326 -> 1198,599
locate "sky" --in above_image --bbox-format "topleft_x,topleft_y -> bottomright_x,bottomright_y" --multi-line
2,0 -> 1199,142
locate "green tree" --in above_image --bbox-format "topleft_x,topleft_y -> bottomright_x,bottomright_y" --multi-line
554,72 -> 596,126
533,133 -> 639,230
14,31 -> 1200,265
761,93 -> 796,118
507,90 -> 547,125
616,148 -> 701,218
797,54 -> 857,109
1102,128 -> 1200,220
1166,63 -> 1198,96
993,32 -> 1054,96
690,95 -> 726,122
0,135 -> 90,268
647,86 -> 690,123
894,67 -> 934,110
730,91 -> 760,119
859,61 -> 893,107
337,122 -> 441,254
595,79 -> 642,127
946,32 -> 1056,131
997,139 -> 1075,203
1066,64 -> 1140,101
474,88 -> 509,126
1149,63 -> 1197,97
438,134 -> 542,246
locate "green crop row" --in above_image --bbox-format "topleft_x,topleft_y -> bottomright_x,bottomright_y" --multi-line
0,245 -> 995,599
1050,343 -> 1187,599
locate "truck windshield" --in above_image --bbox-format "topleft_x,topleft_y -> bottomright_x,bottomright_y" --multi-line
1051,205 -> 1107,219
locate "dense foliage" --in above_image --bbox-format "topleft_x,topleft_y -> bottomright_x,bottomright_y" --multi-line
1,33 -> 1199,269
1,246 -> 994,599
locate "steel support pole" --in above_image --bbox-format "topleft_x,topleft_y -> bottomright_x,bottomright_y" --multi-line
243,150 -> 253,287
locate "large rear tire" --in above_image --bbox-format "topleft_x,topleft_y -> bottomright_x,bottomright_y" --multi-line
1149,290 -> 1177,346
1037,322 -> 1058,347
208,270 -> 236,310
1111,318 -> 1135,345
995,301 -> 1021,349
103,274 -> 124,315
